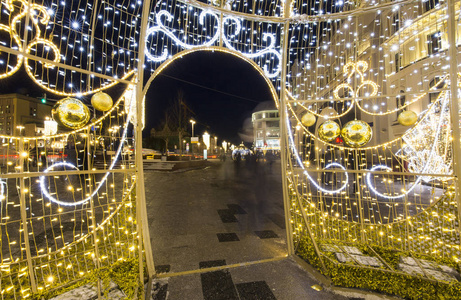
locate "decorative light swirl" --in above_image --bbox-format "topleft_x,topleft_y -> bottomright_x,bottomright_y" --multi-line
10,2 -> 51,40
6,1 -> 59,76
39,93 -> 133,206
290,60 -> 446,119
398,92 -> 452,182
39,162 -> 87,206
24,38 -> 60,69
365,165 -> 420,200
287,90 -> 354,120
365,87 -> 450,199
0,0 -> 130,97
145,9 -> 281,78
290,78 -> 446,120
145,10 -> 220,62
333,61 -> 378,99
286,112 -> 349,194
222,16 -> 281,78
287,81 -> 449,151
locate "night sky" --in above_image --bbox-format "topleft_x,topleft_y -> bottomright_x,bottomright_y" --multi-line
144,51 -> 275,144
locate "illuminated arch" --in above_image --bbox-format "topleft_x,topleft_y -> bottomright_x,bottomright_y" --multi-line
142,46 -> 279,109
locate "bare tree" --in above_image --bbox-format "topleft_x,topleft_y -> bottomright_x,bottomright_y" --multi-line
151,90 -> 195,155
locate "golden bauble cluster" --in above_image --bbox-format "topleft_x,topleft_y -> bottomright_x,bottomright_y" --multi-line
398,110 -> 418,126
318,120 -> 340,142
91,92 -> 113,111
341,120 -> 372,147
52,98 -> 90,129
301,112 -> 316,127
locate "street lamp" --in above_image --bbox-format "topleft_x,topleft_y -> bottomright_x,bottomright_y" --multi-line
190,119 -> 196,137
203,132 -> 210,149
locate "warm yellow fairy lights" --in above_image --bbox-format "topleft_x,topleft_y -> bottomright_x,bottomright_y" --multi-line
0,0 -> 459,298
52,98 -> 90,129
333,61 -> 378,99
0,79 -> 136,141
290,69 -> 448,120
288,75 -> 453,151
0,0 -> 59,78
0,0 -> 135,97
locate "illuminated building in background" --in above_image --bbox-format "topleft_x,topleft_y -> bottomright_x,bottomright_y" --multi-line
252,110 -> 280,151
0,93 -> 52,136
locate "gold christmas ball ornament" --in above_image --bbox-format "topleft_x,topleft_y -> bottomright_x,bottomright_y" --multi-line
52,98 -> 90,129
301,112 -> 316,127
91,92 -> 113,111
318,120 -> 340,142
398,110 -> 418,126
341,120 -> 372,147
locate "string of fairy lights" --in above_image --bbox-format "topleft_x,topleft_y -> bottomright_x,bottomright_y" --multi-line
0,0 -> 459,297
145,1 -> 284,80
0,0 -> 142,297
149,0 -> 460,260
284,0 -> 459,264
38,83 -> 136,206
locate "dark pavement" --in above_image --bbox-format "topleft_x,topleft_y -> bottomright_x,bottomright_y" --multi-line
144,159 -> 347,300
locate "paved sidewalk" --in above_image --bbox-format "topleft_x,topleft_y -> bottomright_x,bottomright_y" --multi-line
143,159 -> 211,171
150,257 -> 347,300
144,160 -> 349,299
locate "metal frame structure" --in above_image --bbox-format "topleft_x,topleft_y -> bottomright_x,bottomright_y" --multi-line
0,0 -> 460,298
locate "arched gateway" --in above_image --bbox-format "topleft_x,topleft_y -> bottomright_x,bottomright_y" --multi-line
0,0 -> 460,298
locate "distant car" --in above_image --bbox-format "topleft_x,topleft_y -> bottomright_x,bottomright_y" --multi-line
142,148 -> 161,158
142,148 -> 160,155
118,148 -> 160,156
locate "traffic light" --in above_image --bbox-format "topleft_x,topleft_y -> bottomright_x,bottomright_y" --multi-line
41,93 -> 46,103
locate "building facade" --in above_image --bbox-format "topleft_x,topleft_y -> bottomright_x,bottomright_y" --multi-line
0,93 -> 52,136
252,109 -> 280,151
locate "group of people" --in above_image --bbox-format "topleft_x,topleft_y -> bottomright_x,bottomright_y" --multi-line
231,150 -> 278,163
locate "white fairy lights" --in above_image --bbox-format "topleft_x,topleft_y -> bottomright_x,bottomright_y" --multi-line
39,95 -> 133,206
145,9 -> 281,78
0,0 -> 459,296
0,179 -> 6,201
286,113 -> 349,194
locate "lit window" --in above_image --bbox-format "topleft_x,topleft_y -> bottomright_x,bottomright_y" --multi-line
427,32 -> 441,56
